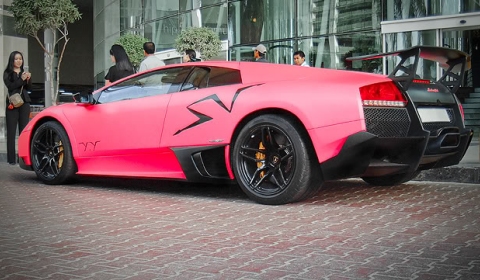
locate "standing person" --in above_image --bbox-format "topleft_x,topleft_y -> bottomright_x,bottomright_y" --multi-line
138,41 -> 165,72
3,51 -> 32,165
293,50 -> 310,67
105,44 -> 134,86
183,49 -> 199,63
252,44 -> 268,62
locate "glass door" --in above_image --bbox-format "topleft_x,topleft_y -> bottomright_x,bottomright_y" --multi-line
442,28 -> 480,88
384,30 -> 438,79
441,29 -> 480,88
381,11 -> 480,78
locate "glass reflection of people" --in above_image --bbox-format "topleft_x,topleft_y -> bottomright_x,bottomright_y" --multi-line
139,41 -> 165,72
3,51 -> 32,165
293,50 -> 309,67
252,44 -> 268,62
105,44 -> 134,86
183,49 -> 199,63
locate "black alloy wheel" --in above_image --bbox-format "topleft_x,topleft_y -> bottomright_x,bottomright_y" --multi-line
31,121 -> 76,184
232,114 -> 322,205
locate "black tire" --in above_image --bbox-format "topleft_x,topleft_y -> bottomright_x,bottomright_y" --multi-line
30,121 -> 77,185
361,171 -> 420,186
231,114 -> 323,205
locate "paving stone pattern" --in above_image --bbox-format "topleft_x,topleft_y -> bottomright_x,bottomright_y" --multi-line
1,164 -> 479,279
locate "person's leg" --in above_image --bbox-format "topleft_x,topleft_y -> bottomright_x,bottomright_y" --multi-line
16,104 -> 31,163
18,104 -> 30,133
5,107 -> 19,164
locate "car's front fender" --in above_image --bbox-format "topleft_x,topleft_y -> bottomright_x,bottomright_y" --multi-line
18,104 -> 82,167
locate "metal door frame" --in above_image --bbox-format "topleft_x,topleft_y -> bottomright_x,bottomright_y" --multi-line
380,12 -> 480,76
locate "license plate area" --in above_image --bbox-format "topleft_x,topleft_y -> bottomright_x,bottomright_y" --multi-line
417,108 -> 451,123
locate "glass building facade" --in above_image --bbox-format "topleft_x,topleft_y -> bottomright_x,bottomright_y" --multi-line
93,0 -> 480,88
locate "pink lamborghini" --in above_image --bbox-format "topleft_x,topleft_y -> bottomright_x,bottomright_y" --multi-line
18,46 -> 472,205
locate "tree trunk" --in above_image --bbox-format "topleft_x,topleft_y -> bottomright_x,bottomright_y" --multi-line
44,29 -> 55,107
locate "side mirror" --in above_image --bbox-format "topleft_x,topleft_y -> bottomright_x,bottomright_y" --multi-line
73,90 -> 94,104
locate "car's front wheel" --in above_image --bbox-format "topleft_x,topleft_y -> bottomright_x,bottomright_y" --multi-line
232,114 -> 322,205
31,121 -> 76,185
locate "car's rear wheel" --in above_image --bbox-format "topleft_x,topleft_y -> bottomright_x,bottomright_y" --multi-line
31,121 -> 76,185
232,114 -> 322,205
361,171 -> 420,186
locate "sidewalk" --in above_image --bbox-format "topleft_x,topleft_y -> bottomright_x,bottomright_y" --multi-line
0,136 -> 15,164
1,136 -> 479,183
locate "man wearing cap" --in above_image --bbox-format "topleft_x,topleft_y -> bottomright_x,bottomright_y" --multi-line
253,44 -> 268,62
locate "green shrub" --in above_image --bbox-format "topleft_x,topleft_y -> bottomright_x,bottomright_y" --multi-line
116,33 -> 149,68
175,27 -> 222,60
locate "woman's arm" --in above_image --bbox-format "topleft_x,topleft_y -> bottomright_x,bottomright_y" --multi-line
25,72 -> 32,90
104,65 -> 114,86
3,72 -> 27,92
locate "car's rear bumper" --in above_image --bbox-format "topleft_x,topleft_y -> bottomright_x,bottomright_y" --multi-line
320,127 -> 473,181
419,127 -> 472,169
319,132 -> 377,180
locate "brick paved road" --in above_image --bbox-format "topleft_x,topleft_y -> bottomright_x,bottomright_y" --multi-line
1,163 -> 479,279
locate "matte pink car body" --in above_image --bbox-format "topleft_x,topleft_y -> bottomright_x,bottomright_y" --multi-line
18,46 -> 472,204
19,62 -> 383,177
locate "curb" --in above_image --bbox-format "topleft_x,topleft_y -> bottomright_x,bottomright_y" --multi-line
413,166 -> 480,184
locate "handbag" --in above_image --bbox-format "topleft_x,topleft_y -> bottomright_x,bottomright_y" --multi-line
9,86 -> 24,108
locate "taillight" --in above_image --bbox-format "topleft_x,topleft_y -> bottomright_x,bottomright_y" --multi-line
459,103 -> 465,121
453,94 -> 465,121
360,82 -> 407,107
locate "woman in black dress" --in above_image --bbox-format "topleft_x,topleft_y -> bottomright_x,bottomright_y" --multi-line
3,51 -> 32,165
105,44 -> 134,86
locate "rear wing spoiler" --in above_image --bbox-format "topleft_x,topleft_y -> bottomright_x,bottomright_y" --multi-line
346,46 -> 471,93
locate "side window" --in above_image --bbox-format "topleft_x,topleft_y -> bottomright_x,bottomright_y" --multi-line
181,67 -> 210,91
180,67 -> 242,92
97,67 -> 192,104
208,67 -> 242,87
97,86 -> 142,104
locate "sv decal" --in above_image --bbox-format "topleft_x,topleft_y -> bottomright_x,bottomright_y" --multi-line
79,141 -> 100,151
174,84 -> 262,135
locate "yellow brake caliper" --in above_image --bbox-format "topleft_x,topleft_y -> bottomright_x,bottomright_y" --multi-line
58,140 -> 64,168
256,141 -> 266,178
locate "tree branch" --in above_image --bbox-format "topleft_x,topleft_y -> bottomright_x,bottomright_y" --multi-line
56,36 -> 70,104
56,21 -> 69,45
33,34 -> 49,54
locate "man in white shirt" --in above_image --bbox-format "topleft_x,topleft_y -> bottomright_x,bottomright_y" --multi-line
293,50 -> 310,67
138,42 -> 165,72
